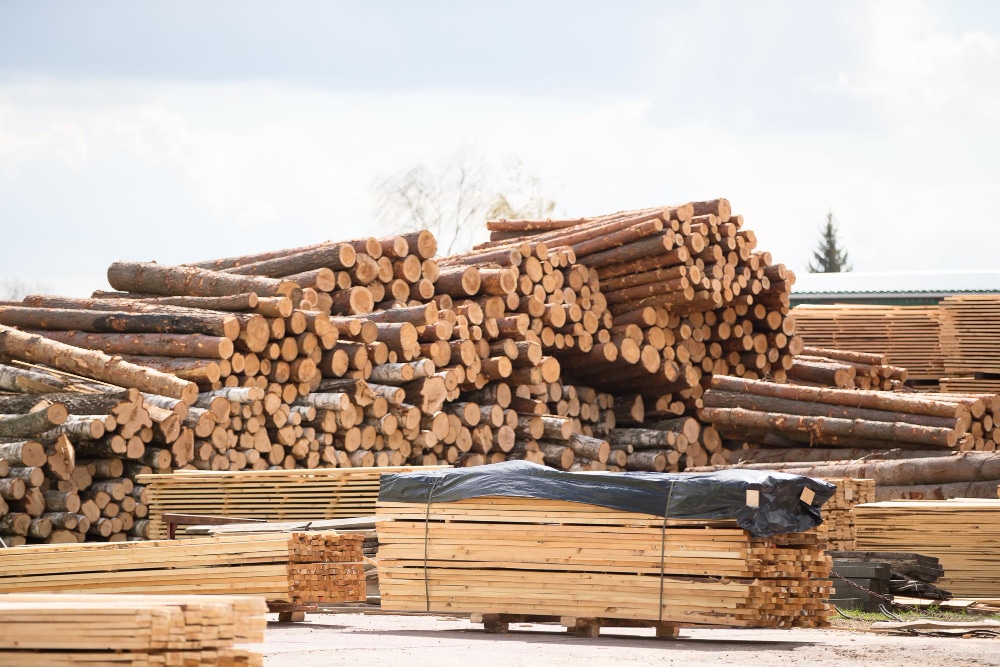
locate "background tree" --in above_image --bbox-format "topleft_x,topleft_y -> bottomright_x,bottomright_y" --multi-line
372,149 -> 556,255
808,211 -> 852,273
0,278 -> 48,301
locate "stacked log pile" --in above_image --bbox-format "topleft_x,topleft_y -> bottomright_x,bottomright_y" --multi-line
0,349 -> 199,544
0,531 -> 365,603
454,200 -> 797,469
811,478 -> 875,550
377,495 -> 832,628
790,347 -> 907,391
0,593 -> 266,666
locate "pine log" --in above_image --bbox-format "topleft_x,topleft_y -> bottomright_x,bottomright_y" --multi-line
701,407 -> 958,448
0,404 -> 68,437
0,326 -> 198,404
710,375 -> 969,420
703,390 -> 964,432
32,293 -> 259,312
107,261 -> 299,299
0,306 -> 241,339
222,243 -> 356,276
22,330 -> 236,359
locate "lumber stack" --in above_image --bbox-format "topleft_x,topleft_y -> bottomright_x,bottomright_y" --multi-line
0,531 -> 365,603
790,304 -> 944,381
699,375 -> 988,453
140,465 -> 441,539
0,593 -> 265,666
854,499 -> 1000,597
813,478 -> 875,550
691,452 -> 1000,501
377,495 -> 832,627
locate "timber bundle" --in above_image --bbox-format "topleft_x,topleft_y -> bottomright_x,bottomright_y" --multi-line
854,499 -> 1000,597
138,466 -> 440,539
0,531 -> 365,603
0,593 -> 265,666
376,466 -> 835,628
812,478 -> 875,550
792,296 -> 1000,393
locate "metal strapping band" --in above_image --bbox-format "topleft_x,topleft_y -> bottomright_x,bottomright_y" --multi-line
423,478 -> 442,613
658,480 -> 677,623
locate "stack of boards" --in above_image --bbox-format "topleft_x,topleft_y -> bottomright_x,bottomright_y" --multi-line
0,532 -> 365,604
377,496 -> 832,628
854,499 -> 1000,597
139,466 -> 443,538
815,478 -> 875,550
0,593 -> 265,666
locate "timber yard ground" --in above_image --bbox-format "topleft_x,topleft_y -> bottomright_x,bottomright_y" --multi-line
261,613 -> 1000,667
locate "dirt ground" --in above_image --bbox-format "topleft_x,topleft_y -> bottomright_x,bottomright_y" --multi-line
260,612 -> 1000,667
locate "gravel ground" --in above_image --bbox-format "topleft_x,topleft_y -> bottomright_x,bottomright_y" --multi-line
260,612 -> 1000,667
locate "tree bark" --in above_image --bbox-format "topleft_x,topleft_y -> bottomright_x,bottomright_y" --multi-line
701,407 -> 958,448
0,306 -> 241,339
107,261 -> 299,299
0,326 -> 198,404
21,330 -> 235,359
222,243 -> 356,276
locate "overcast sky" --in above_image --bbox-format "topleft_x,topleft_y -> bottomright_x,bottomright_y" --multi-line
1,1 -> 998,296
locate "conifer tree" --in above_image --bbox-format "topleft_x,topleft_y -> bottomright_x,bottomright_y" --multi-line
808,211 -> 851,273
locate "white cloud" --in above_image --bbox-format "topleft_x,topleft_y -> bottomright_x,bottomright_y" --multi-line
835,0 -> 1000,125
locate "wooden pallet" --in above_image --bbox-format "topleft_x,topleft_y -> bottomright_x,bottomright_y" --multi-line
471,613 -> 682,638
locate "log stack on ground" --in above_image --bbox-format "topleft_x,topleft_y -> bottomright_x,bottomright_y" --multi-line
854,499 -> 1000,597
0,593 -> 266,666
698,375 -> 1000,454
0,360 -> 194,545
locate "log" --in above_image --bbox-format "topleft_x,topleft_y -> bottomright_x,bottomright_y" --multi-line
0,326 -> 198,404
21,330 -> 236,359
701,407 -> 958,448
222,243 -> 356,276
0,364 -> 70,393
0,306 -> 241,339
106,261 -> 300,299
702,390 -> 963,432
0,441 -> 46,467
0,404 -> 68,437
33,293 -> 259,312
709,375 -> 968,420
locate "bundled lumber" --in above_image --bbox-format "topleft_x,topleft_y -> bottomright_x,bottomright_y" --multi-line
0,593 -> 265,666
695,452 -> 1000,501
378,498 -> 832,628
854,499 -> 1000,597
140,466 -> 441,539
790,304 -> 944,381
0,531 -> 365,603
812,478 -> 875,550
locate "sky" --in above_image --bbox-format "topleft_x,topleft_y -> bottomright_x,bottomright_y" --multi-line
1,0 -> 998,296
